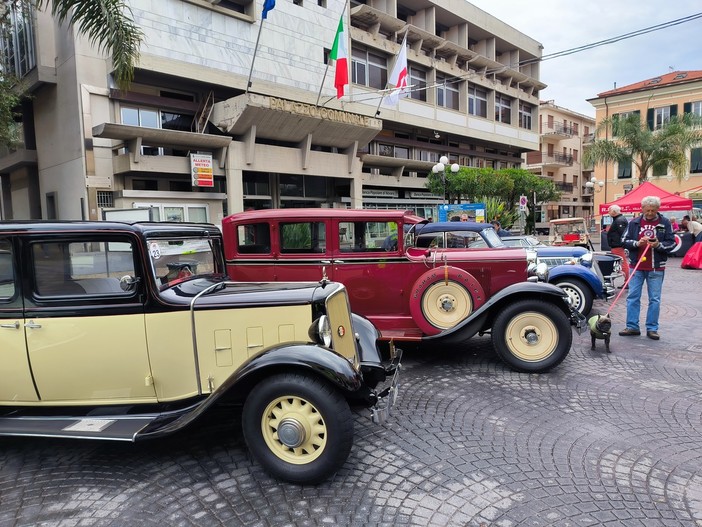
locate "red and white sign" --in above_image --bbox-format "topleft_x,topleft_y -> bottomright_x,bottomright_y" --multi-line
190,153 -> 213,188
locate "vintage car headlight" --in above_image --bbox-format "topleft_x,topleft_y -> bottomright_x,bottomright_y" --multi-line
309,315 -> 333,348
525,248 -> 538,265
527,261 -> 549,282
579,252 -> 594,268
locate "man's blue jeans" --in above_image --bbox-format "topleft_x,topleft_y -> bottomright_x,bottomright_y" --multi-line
625,270 -> 665,332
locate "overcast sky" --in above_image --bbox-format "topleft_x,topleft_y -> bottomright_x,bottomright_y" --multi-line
467,0 -> 702,117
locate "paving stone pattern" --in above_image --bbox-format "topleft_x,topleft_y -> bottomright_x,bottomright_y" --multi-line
1,262 -> 702,526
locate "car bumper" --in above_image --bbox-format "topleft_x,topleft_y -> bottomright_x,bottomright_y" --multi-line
572,308 -> 587,335
370,344 -> 402,425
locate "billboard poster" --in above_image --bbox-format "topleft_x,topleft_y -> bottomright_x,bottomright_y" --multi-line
437,203 -> 486,222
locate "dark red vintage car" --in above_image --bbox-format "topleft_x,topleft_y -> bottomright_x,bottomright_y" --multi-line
222,209 -> 585,373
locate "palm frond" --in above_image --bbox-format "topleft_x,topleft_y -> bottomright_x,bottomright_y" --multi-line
35,0 -> 143,89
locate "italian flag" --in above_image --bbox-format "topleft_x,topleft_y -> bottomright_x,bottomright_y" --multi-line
329,16 -> 348,99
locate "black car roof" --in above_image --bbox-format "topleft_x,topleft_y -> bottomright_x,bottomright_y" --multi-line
0,221 -> 221,237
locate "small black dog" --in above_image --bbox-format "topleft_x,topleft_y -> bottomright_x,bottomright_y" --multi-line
588,314 -> 612,353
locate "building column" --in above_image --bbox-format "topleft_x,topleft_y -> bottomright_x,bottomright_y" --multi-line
226,146 -> 244,214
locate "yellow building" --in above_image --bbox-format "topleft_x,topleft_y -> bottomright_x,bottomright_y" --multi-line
587,70 -> 702,222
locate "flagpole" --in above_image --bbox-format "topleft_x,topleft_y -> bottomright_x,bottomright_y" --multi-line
375,30 -> 408,116
315,62 -> 331,107
315,0 -> 350,106
246,20 -> 266,93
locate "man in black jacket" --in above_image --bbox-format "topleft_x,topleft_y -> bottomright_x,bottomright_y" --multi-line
618,196 -> 676,340
607,205 -> 630,281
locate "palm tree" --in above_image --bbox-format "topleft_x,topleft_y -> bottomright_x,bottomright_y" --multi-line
0,0 -> 142,146
583,113 -> 702,184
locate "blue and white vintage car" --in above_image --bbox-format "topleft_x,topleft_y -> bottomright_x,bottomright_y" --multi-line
412,225 -> 622,316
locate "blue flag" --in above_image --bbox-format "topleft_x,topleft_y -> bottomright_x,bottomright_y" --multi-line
262,0 -> 275,19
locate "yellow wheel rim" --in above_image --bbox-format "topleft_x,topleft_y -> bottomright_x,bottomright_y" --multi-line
422,281 -> 473,329
261,395 -> 327,465
504,311 -> 558,362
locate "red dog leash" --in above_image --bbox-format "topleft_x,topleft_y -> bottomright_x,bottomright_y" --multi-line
605,243 -> 650,317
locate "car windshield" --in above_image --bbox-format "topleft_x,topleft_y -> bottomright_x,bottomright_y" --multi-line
147,237 -> 223,288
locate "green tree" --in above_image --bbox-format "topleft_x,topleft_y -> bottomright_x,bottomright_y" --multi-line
1,0 -> 143,146
425,166 -> 514,204
498,168 -> 560,234
582,113 -> 702,184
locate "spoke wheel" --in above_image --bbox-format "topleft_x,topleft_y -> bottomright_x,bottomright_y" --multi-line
242,373 -> 353,484
553,278 -> 593,316
261,395 -> 327,465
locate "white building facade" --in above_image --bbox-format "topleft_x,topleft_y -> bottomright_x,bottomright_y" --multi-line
0,0 -> 545,223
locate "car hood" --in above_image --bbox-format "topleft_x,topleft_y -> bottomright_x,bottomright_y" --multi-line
159,277 -> 341,307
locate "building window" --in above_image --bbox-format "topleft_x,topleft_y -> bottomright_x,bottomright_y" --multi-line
351,47 -> 387,89
468,85 -> 487,117
409,66 -> 427,102
518,102 -> 532,129
436,75 -> 459,110
120,106 -> 193,156
652,161 -> 668,177
96,191 -> 114,208
495,95 -> 512,124
612,111 -> 640,136
689,101 -> 702,117
572,149 -> 578,162
617,159 -> 632,179
654,106 -> 671,130
691,148 -> 702,173
0,1 -> 36,78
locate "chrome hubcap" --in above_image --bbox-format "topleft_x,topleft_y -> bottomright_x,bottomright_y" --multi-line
277,418 -> 306,448
439,294 -> 455,312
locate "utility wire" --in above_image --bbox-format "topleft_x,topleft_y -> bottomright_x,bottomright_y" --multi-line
346,12 -> 702,106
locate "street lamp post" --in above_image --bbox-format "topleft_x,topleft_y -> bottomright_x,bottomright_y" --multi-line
432,155 -> 460,204
585,176 -> 605,230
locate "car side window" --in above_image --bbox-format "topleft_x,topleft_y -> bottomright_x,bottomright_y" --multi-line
237,223 -> 271,254
416,234 -> 445,249
280,222 -> 326,254
447,231 -> 482,248
32,240 -> 135,297
0,239 -> 15,300
339,221 -> 398,252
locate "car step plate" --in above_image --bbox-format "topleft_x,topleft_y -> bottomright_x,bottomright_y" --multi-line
0,415 -> 159,441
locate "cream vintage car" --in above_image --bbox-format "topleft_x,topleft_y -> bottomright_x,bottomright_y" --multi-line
0,221 -> 400,484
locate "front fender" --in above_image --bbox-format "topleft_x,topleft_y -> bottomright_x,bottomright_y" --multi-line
423,282 -> 571,344
137,344 -> 365,440
548,264 -> 604,296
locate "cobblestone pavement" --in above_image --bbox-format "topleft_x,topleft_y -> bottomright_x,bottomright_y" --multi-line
1,262 -> 702,527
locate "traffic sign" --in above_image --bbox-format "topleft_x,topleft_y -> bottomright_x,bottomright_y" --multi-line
519,195 -> 528,212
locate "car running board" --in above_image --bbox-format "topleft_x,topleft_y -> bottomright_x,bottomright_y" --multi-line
0,414 -> 160,442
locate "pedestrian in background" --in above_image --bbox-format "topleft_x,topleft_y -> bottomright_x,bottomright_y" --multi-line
607,204 -> 630,282
490,220 -> 510,237
682,216 -> 702,241
618,196 -> 676,340
670,216 -> 680,231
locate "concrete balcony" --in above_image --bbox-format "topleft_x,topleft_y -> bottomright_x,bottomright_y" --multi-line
525,151 -> 574,170
542,124 -> 577,139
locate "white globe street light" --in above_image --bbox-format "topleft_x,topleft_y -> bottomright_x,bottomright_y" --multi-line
432,156 -> 460,204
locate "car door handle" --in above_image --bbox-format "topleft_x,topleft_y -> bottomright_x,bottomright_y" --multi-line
24,320 -> 42,329
1,321 -> 20,329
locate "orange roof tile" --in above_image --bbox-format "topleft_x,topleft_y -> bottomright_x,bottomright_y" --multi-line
597,70 -> 702,97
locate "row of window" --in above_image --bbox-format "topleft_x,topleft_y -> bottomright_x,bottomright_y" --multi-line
351,46 -> 534,128
615,102 -> 702,133
614,147 -> 702,178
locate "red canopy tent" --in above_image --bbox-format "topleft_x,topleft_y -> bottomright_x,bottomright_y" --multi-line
598,181 -> 693,215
